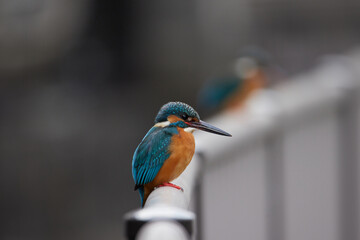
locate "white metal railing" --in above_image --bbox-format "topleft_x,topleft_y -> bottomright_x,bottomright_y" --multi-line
124,49 -> 360,240
196,52 -> 360,240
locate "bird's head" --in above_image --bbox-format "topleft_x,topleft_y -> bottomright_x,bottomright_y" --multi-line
155,102 -> 231,136
234,48 -> 270,79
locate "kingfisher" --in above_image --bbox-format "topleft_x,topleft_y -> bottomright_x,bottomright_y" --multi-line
132,101 -> 231,206
198,47 -> 282,113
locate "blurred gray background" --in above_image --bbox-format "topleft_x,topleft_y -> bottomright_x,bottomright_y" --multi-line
0,0 -> 360,239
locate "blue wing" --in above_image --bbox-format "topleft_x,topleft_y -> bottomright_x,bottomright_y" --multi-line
132,126 -> 178,189
198,76 -> 242,110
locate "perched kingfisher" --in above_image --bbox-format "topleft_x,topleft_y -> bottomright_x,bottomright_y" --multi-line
197,47 -> 281,113
132,102 -> 231,206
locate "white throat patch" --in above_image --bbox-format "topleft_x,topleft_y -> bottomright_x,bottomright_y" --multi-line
154,121 -> 170,128
184,127 -> 196,133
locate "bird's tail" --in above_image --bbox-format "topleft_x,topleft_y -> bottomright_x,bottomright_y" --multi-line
138,186 -> 145,207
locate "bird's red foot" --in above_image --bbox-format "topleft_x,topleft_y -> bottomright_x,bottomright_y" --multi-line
155,183 -> 184,192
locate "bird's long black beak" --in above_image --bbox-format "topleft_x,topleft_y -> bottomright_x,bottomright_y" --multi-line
187,120 -> 232,137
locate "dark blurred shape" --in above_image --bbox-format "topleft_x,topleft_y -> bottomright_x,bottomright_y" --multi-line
197,47 -> 279,115
0,0 -> 92,79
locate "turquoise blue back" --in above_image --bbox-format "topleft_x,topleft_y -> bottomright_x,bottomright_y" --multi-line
132,126 -> 178,205
198,76 -> 242,110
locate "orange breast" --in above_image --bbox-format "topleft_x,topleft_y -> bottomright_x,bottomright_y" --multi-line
146,127 -> 195,190
225,70 -> 266,110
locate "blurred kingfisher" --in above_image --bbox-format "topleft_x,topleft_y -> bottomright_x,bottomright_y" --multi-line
198,47 -> 283,113
132,101 -> 231,206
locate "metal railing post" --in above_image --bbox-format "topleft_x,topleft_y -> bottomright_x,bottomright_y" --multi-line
124,155 -> 200,240
136,221 -> 190,240
124,204 -> 194,240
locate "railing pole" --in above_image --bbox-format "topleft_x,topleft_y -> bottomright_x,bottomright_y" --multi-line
124,204 -> 194,240
265,132 -> 285,240
136,221 -> 190,240
336,87 -> 359,240
124,155 -> 200,240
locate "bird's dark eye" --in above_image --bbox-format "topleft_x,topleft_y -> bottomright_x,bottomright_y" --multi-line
181,114 -> 193,122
